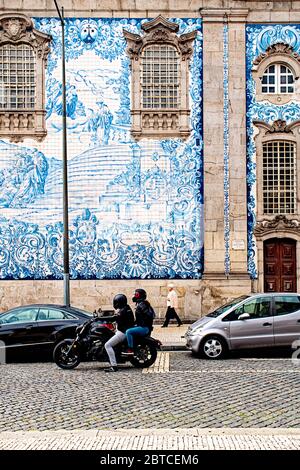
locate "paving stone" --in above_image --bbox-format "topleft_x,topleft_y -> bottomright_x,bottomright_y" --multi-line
0,353 -> 299,431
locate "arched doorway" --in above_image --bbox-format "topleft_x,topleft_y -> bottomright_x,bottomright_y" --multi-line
264,238 -> 296,292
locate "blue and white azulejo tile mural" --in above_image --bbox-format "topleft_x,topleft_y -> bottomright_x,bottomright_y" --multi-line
0,18 -> 203,280
246,24 -> 300,279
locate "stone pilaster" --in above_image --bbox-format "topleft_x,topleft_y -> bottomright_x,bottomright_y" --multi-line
228,12 -> 249,274
202,9 -> 249,278
201,11 -> 225,275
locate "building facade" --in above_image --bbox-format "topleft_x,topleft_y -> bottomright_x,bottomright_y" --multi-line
1,1 -> 300,320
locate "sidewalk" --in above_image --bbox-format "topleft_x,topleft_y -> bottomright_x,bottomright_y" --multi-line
0,428 -> 299,450
152,324 -> 188,350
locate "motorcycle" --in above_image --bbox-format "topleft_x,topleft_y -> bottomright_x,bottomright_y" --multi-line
53,310 -> 161,370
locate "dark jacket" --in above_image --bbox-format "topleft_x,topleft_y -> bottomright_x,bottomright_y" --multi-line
135,300 -> 154,330
101,305 -> 134,333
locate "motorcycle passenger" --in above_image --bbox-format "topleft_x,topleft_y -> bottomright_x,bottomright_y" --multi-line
123,289 -> 155,356
102,294 -> 134,372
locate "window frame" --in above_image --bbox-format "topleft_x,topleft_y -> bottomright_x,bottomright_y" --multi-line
274,295 -> 300,316
0,43 -> 36,111
262,139 -> 297,215
261,63 -> 295,95
123,15 -> 197,140
0,13 -> 51,142
141,44 -> 180,110
253,120 -> 300,221
37,308 -> 77,321
0,307 -> 39,325
252,43 -> 300,105
223,296 -> 273,322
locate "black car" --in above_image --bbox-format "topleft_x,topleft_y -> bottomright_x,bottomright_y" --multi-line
0,304 -> 96,361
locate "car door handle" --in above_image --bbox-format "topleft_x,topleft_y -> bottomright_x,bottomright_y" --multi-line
25,325 -> 34,330
263,322 -> 272,327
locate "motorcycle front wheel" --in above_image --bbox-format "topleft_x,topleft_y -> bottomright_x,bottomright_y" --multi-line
129,342 -> 157,368
53,339 -> 81,369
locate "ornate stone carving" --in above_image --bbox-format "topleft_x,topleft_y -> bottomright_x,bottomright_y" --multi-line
124,16 -> 196,62
253,42 -> 300,69
254,215 -> 300,238
123,15 -> 197,140
253,119 -> 300,134
0,13 -> 51,142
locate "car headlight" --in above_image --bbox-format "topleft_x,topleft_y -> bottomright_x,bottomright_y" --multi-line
191,326 -> 203,334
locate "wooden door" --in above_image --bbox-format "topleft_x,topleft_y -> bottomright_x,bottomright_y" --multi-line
264,238 -> 296,292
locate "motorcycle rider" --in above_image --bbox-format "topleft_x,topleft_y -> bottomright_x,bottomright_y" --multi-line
102,294 -> 134,372
123,289 -> 155,356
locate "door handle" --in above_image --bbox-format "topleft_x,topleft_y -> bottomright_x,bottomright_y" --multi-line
26,325 -> 34,330
263,322 -> 272,327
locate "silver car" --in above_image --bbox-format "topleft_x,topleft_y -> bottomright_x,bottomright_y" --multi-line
186,293 -> 300,359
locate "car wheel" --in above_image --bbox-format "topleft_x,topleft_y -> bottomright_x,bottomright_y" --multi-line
200,336 -> 227,360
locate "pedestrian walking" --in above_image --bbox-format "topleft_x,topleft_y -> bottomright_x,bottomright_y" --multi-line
162,283 -> 183,327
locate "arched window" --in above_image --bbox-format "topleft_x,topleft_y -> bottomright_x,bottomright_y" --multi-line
261,64 -> 295,94
141,44 -> 179,110
262,140 -> 296,214
252,43 -> 300,104
0,44 -> 35,110
124,15 -> 196,140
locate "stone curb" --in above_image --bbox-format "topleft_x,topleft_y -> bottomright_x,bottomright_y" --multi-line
1,428 -> 300,450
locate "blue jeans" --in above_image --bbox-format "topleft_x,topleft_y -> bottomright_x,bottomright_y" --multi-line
126,326 -> 149,349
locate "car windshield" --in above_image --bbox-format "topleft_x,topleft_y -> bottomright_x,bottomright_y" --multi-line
206,296 -> 250,318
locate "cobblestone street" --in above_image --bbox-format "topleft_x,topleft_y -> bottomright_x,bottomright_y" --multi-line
1,352 -> 300,432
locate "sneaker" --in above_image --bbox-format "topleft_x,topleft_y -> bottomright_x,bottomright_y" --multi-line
177,323 -> 183,327
122,349 -> 134,356
161,325 -> 167,328
104,366 -> 118,372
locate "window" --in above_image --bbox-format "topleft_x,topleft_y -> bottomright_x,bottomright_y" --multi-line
207,296 -> 250,318
0,308 -> 39,324
124,15 -> 196,139
0,44 -> 35,110
224,297 -> 271,321
0,13 -> 51,142
37,309 -> 76,321
262,140 -> 296,214
141,45 -> 179,109
261,64 -> 294,94
252,43 -> 300,105
275,296 -> 300,315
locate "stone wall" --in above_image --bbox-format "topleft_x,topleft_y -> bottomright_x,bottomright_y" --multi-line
0,278 -> 252,320
2,1 -> 300,21
1,0 -> 299,317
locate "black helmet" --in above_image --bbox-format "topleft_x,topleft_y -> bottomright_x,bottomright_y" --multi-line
132,288 -> 147,303
113,294 -> 127,310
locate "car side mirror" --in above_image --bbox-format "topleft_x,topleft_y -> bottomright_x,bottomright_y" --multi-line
238,313 -> 250,320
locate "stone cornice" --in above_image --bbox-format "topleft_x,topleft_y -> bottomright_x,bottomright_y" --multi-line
124,15 -> 197,61
252,42 -> 300,73
0,12 -> 51,61
253,119 -> 300,134
200,8 -> 249,23
254,215 -> 300,238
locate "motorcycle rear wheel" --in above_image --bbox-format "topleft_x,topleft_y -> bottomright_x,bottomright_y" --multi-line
129,342 -> 157,368
53,339 -> 81,369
